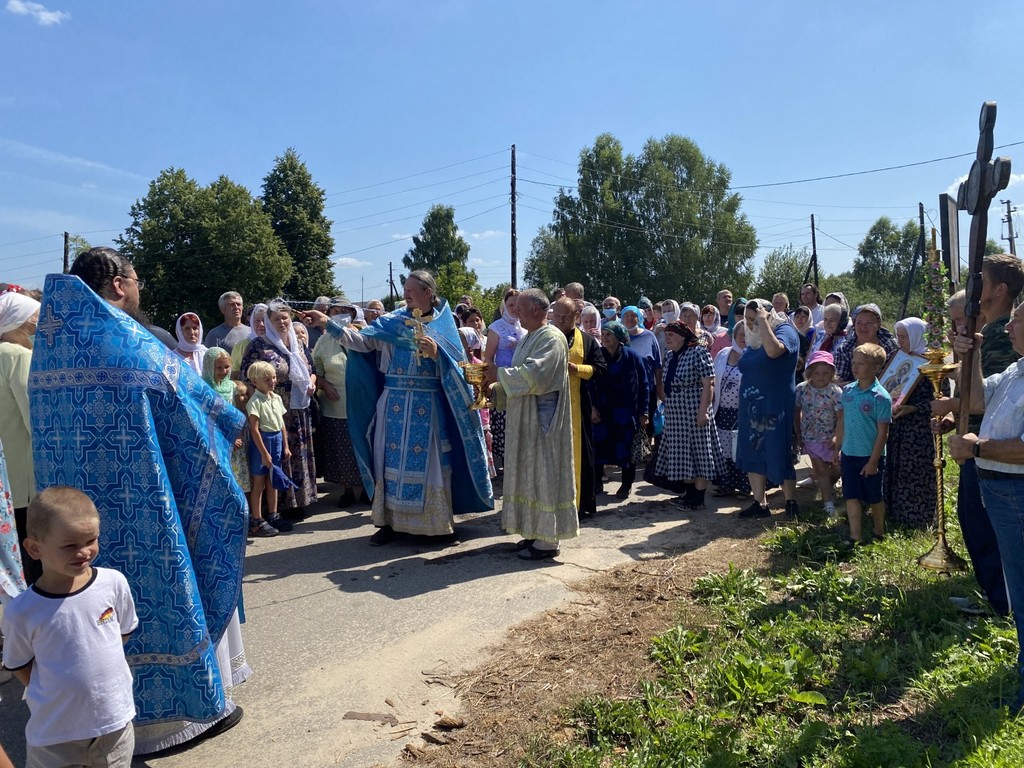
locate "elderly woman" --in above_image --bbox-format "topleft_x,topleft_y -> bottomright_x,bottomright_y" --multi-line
174,312 -> 208,375
592,320 -> 650,498
735,299 -> 802,519
622,304 -> 662,416
705,304 -> 731,357
712,322 -> 751,497
581,304 -> 602,340
833,303 -> 897,385
231,302 -> 268,375
485,288 -> 524,476
0,290 -> 41,585
809,301 -> 849,355
302,270 -> 491,545
312,299 -> 365,507
884,317 -> 943,529
655,321 -> 722,510
241,301 -> 318,523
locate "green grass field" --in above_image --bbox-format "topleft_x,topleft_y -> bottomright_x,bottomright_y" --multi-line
526,462 -> 1024,767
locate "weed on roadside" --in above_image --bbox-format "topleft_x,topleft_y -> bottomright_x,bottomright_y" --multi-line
535,486 -> 1024,767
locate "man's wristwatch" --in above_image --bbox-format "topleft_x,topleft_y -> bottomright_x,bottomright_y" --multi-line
972,442 -> 981,458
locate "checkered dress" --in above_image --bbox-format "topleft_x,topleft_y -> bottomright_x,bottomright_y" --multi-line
655,345 -> 723,482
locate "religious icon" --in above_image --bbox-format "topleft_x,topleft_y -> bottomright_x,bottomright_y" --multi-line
879,350 -> 924,409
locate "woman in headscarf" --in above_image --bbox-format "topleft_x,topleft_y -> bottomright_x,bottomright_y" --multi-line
459,326 -> 497,478
809,302 -> 848,356
312,299 -> 365,507
711,322 -> 751,498
0,290 -> 40,585
241,301 -> 318,522
231,302 -> 268,374
833,303 -> 897,385
174,312 -> 208,375
621,304 -> 662,428
704,304 -> 731,357
883,316 -> 943,528
592,320 -> 649,499
484,288 -> 524,476
580,304 -> 602,340
653,299 -> 679,358
655,321 -> 722,510
791,305 -> 817,382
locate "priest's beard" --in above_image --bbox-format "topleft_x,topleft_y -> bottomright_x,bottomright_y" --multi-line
745,324 -> 763,350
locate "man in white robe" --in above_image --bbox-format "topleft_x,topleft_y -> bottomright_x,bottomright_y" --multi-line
488,289 -> 578,560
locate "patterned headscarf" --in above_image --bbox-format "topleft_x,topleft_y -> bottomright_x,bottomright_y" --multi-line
202,347 -> 236,402
603,320 -> 630,345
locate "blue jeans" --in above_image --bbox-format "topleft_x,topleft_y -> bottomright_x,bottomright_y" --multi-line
978,474 -> 1024,691
959,460 -> 1009,615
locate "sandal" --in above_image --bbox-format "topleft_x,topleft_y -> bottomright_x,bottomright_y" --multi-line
517,544 -> 559,561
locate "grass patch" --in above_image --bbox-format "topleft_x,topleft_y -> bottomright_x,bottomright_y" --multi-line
533,464 -> 1024,767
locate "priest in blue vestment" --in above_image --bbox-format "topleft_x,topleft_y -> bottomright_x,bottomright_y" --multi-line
29,263 -> 248,753
304,270 -> 493,545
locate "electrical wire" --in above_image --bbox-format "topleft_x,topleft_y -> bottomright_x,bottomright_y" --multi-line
326,149 -> 508,197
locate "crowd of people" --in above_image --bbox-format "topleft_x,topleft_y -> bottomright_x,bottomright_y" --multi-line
2,248 -> 1024,765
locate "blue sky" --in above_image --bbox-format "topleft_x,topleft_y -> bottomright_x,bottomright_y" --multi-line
2,1 -> 1023,304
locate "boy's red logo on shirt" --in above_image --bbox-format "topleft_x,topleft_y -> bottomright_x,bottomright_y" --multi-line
97,607 -> 115,625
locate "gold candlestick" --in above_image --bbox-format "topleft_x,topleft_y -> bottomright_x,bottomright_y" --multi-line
459,362 -> 494,410
917,229 -> 968,573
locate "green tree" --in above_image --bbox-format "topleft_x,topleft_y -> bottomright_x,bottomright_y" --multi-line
523,133 -> 756,304
261,148 -> 337,300
67,234 -> 92,263
853,217 -> 920,291
476,282 -> 512,325
749,245 -> 810,304
985,237 -> 1003,256
435,260 -> 481,306
118,168 -> 293,330
402,205 -> 470,281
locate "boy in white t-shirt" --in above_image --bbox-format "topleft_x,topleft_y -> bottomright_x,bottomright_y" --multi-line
1,486 -> 138,768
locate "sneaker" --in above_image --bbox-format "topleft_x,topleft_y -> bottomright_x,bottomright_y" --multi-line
265,514 -> 293,532
249,518 -> 279,538
797,476 -> 816,488
823,501 -> 837,519
949,596 -> 987,616
785,500 -> 800,519
738,501 -> 770,519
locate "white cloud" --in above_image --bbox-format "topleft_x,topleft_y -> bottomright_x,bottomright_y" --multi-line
468,257 -> 502,267
947,171 -> 1024,198
469,229 -> 504,241
5,0 -> 69,26
334,257 -> 372,268
391,232 -> 414,240
0,137 -> 147,181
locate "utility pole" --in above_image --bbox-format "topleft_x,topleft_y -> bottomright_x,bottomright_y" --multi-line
898,203 -> 927,321
510,144 -> 517,288
803,215 -> 819,287
388,262 -> 396,301
1002,198 -> 1017,256
63,231 -> 70,273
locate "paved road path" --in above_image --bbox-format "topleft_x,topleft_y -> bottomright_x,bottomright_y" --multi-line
0,477 -> 782,767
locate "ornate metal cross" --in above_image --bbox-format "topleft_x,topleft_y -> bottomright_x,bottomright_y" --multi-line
956,101 -> 1012,434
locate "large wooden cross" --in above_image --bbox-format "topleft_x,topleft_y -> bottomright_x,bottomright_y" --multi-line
955,102 -> 1012,434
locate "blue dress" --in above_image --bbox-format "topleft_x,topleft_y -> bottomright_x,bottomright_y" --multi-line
592,345 -> 649,468
736,323 -> 799,484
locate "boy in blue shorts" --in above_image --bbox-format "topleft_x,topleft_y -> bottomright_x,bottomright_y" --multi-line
834,342 -> 892,545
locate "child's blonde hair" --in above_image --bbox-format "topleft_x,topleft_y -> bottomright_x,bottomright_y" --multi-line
247,360 -> 276,384
233,380 -> 250,405
853,342 -> 887,369
26,486 -> 100,541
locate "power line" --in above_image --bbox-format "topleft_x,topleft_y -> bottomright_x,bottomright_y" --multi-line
325,167 -> 508,208
326,149 -> 508,196
331,178 -> 509,225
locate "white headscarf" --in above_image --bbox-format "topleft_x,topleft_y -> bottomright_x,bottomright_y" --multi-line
459,326 -> 482,354
0,292 -> 40,336
247,303 -> 269,340
702,305 -> 722,335
265,302 -> 313,409
174,312 -> 207,375
659,300 -> 680,325
895,317 -> 928,356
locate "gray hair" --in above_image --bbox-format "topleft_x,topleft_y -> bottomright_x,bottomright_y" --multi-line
519,288 -> 550,314
823,303 -> 843,319
947,289 -> 966,311
267,299 -> 292,318
218,291 -> 242,311
406,270 -> 440,307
